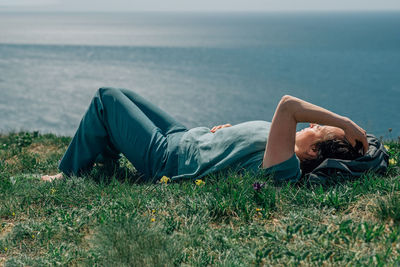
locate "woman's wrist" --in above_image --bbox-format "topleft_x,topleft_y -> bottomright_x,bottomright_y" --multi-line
339,116 -> 352,130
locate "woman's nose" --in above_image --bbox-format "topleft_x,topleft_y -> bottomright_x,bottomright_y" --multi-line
310,123 -> 316,128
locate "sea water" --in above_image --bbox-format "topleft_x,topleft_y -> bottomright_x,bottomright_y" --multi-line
0,12 -> 399,137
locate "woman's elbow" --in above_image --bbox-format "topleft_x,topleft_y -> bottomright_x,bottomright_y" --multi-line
280,95 -> 296,104
278,95 -> 298,112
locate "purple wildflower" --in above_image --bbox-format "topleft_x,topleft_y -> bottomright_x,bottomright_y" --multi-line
252,182 -> 265,191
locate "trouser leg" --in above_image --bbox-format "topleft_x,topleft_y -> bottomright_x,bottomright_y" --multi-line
119,89 -> 187,135
96,89 -> 187,163
59,87 -> 187,179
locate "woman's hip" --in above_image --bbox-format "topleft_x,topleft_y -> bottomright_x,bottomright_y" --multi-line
150,130 -> 186,181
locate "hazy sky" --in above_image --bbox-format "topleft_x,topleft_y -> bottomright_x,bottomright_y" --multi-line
1,0 -> 400,12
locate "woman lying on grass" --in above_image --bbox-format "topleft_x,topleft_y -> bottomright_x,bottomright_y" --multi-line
42,88 -> 368,183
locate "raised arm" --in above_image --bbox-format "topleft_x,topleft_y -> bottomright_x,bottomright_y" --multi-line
262,95 -> 368,168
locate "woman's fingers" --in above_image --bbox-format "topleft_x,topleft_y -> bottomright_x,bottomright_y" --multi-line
361,131 -> 369,154
355,127 -> 369,154
344,121 -> 369,154
210,124 -> 232,133
348,136 -> 368,154
210,126 -> 220,133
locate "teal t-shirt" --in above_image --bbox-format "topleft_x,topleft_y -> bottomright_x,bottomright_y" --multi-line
171,120 -> 301,183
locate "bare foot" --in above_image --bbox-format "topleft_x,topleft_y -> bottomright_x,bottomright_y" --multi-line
41,173 -> 64,182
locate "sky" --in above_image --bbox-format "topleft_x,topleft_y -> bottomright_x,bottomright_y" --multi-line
0,0 -> 400,12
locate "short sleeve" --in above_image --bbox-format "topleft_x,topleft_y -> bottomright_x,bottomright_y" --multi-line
258,154 -> 302,183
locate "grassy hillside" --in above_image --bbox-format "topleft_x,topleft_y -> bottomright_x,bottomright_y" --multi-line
0,131 -> 399,266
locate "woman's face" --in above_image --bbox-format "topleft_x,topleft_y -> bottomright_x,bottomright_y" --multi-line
295,123 -> 345,160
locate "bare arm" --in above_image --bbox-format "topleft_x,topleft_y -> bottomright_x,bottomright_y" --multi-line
262,95 -> 368,168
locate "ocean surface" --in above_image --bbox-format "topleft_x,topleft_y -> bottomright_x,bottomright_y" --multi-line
0,12 -> 399,137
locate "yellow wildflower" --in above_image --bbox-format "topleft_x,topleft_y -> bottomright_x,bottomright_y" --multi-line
152,209 -> 156,214
159,176 -> 170,184
12,212 -> 15,216
50,188 -> 56,195
4,247 -> 7,252
389,158 -> 397,165
195,179 -> 205,186
32,234 -> 35,239
384,145 -> 390,151
256,208 -> 262,212
151,218 -> 156,222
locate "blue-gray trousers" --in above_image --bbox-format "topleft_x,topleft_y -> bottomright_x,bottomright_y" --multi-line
59,87 -> 187,181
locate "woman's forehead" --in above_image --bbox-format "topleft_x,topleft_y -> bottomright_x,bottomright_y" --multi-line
322,126 -> 345,138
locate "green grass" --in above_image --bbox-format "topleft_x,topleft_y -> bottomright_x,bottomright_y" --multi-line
0,132 -> 400,266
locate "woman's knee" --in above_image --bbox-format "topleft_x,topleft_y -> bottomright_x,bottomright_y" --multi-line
91,88 -> 122,113
94,87 -> 142,111
97,87 -> 121,98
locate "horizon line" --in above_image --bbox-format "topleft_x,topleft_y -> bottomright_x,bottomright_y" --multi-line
1,9 -> 400,13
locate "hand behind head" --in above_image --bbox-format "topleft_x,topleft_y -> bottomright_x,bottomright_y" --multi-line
354,140 -> 366,155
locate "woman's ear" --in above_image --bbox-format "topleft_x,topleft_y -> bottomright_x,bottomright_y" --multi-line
307,144 -> 319,158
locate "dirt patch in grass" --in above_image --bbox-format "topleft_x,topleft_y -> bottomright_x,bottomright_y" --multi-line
343,194 -> 381,223
0,222 -> 14,266
4,156 -> 18,166
82,228 -> 95,250
0,222 -> 14,240
0,256 -> 6,267
26,143 -> 63,157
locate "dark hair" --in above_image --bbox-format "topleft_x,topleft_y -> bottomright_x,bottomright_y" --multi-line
300,139 -> 364,175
